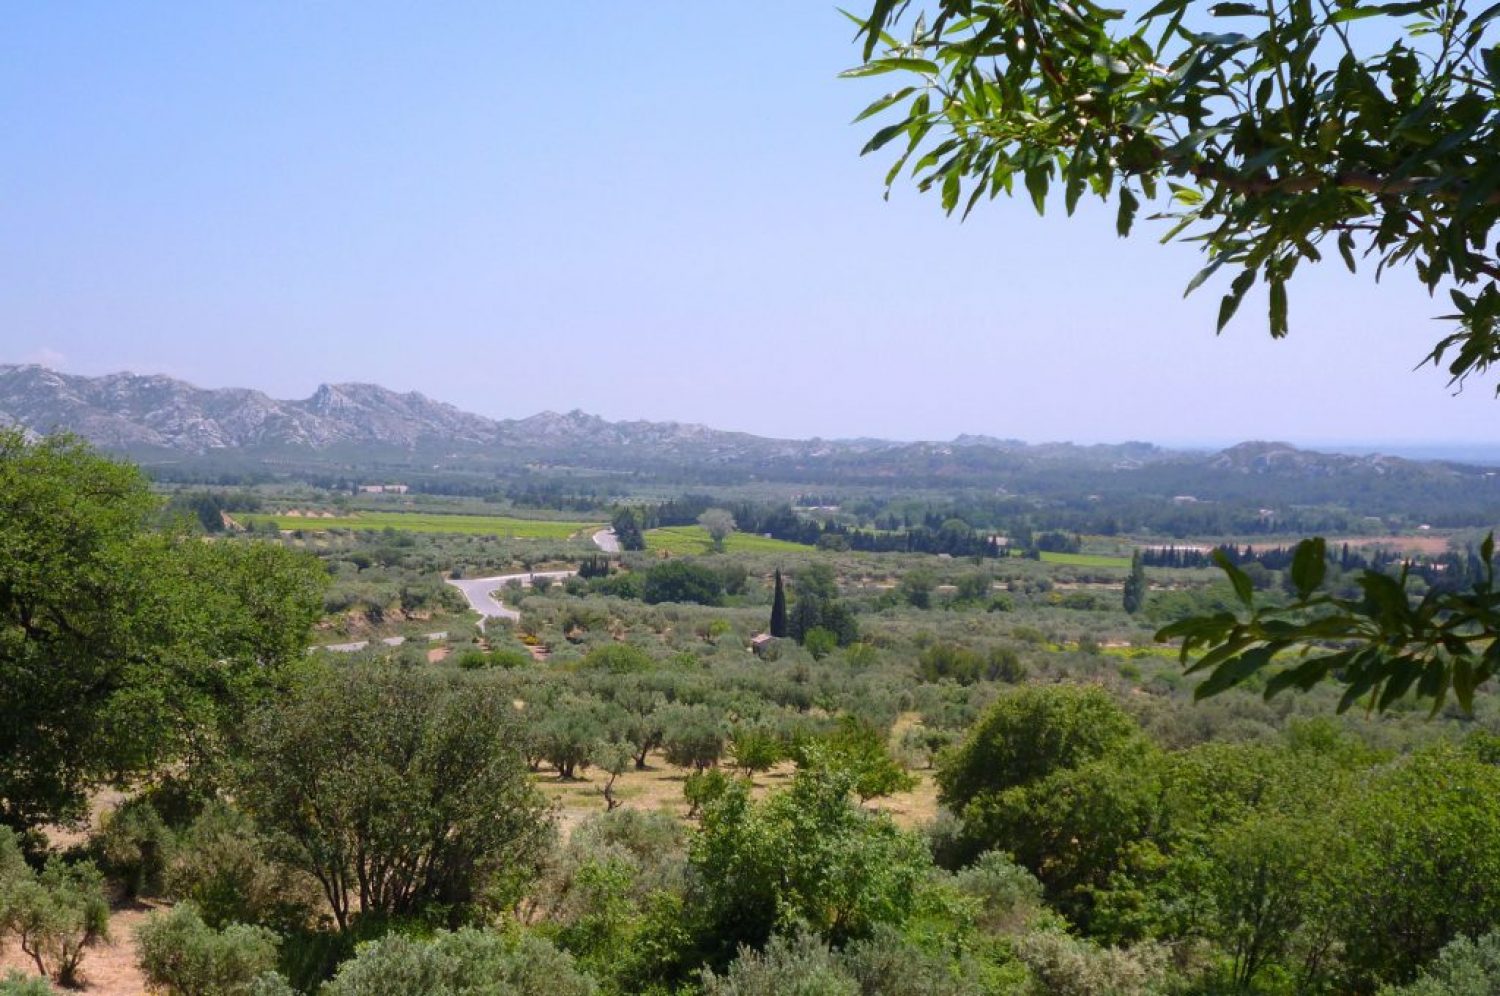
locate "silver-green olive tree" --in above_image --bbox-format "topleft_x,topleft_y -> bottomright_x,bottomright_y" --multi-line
849,0 -> 1500,713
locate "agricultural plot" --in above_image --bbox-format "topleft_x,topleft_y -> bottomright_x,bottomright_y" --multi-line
240,510 -> 601,539
644,525 -> 812,555
1037,551 -> 1133,569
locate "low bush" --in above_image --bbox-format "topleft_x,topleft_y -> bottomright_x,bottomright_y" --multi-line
135,904 -> 283,996
322,928 -> 596,996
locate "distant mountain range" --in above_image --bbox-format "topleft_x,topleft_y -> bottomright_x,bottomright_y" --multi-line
0,364 -> 1165,465
1,366 -> 1494,508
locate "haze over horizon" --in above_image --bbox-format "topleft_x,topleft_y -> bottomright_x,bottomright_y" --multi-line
4,3 -> 1496,449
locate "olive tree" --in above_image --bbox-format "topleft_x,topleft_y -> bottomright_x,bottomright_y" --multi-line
697,509 -> 737,551
236,665 -> 553,930
0,843 -> 110,988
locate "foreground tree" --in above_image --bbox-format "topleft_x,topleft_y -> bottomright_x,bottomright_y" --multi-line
236,665 -> 553,931
691,767 -> 928,956
0,432 -> 326,834
848,3 -> 1500,711
0,831 -> 110,988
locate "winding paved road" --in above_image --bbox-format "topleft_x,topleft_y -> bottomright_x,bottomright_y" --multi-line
448,529 -> 619,626
444,569 -> 576,626
327,529 -> 621,647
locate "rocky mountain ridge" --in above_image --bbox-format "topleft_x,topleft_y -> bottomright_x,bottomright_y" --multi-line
0,365 -> 1477,481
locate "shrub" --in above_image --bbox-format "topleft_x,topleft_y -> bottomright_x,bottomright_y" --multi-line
937,685 -> 1140,812
803,628 -> 837,660
684,768 -> 735,819
592,573 -> 642,600
642,561 -> 724,606
1014,931 -> 1170,996
91,797 -> 176,899
842,925 -> 994,996
916,643 -> 1026,685
1327,746 -> 1500,988
322,928 -> 596,996
579,644 -> 654,674
1380,931 -> 1500,996
165,802 -> 319,933
661,704 -> 727,771
0,972 -> 54,995
728,725 -> 783,774
135,904 -> 282,996
699,933 -> 857,996
805,717 -> 915,803
692,768 -> 928,953
540,808 -> 688,916
951,851 -> 1046,934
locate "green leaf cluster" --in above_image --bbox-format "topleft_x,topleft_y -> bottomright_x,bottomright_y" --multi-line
849,0 -> 1500,386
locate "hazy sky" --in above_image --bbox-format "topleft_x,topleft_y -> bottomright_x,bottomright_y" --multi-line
3,3 -> 1495,447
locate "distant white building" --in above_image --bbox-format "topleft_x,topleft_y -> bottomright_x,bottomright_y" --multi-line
358,484 -> 410,494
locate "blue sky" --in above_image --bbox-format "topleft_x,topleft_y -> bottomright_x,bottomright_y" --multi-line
2,2 -> 1494,448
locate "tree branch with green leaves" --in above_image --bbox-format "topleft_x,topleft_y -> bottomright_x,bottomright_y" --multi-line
1156,534 -> 1500,714
847,0 -> 1500,385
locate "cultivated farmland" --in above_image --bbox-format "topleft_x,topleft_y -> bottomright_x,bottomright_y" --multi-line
240,510 -> 601,539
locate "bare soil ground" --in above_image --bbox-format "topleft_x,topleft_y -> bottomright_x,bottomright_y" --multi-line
534,727 -> 941,838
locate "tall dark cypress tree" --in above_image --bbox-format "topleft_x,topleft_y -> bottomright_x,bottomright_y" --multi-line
769,569 -> 788,637
1122,550 -> 1147,615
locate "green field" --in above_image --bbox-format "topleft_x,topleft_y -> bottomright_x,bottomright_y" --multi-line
644,526 -> 811,555
240,511 -> 601,539
1037,551 -> 1133,569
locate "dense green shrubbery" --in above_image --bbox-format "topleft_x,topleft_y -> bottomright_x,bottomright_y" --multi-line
0,972 -> 54,996
89,796 -> 174,900
322,929 -> 595,996
135,904 -> 284,996
164,802 -> 320,934
1381,932 -> 1500,996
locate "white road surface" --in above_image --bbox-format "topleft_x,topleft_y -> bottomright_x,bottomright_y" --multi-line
325,528 -> 619,647
445,569 -> 577,626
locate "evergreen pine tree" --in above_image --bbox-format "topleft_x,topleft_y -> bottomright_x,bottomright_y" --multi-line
769,569 -> 788,638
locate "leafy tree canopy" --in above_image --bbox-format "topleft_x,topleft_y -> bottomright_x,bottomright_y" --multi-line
0,432 -> 326,834
236,664 -> 553,931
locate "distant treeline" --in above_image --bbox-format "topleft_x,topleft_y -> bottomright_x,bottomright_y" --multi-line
621,496 -> 1005,558
1144,541 -> 1487,593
